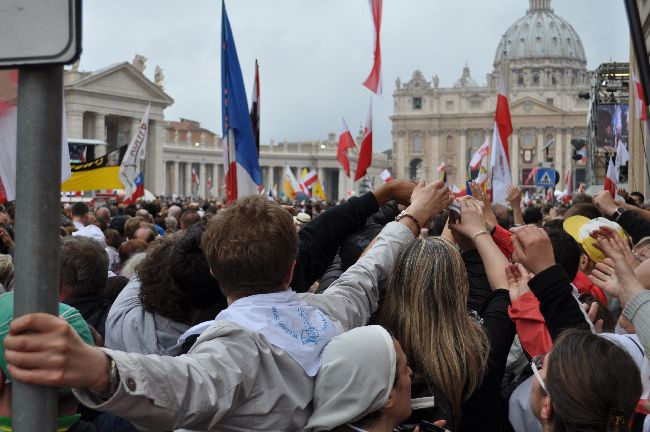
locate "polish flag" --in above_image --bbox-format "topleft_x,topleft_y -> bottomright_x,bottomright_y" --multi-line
362,0 -> 382,94
354,99 -> 373,181
490,67 -> 513,204
525,167 -> 539,185
437,161 -> 447,183
633,74 -> 648,121
191,168 -> 200,186
469,137 -> 490,170
0,70 -> 71,203
302,169 -> 318,188
604,156 -> 617,198
337,118 -> 356,177
379,169 -> 393,183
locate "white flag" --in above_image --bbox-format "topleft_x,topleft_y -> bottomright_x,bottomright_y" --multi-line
614,139 -> 630,180
118,103 -> 150,198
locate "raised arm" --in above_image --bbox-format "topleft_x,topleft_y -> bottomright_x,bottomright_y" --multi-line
305,181 -> 453,329
506,186 -> 524,226
292,180 -> 415,292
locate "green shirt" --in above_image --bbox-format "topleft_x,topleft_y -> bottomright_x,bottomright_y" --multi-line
0,414 -> 81,431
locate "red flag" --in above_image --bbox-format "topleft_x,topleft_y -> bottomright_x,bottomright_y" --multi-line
490,67 -> 513,203
362,0 -> 382,94
337,118 -> 356,177
355,100 -> 373,181
0,178 -> 6,204
604,157 -> 617,198
525,167 -> 538,185
633,74 -> 648,121
250,60 -> 261,154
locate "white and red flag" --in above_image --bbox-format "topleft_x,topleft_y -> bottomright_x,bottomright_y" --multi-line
615,139 -> 630,180
379,169 -> 393,183
490,67 -> 513,204
0,70 -> 71,203
250,59 -> 260,154
337,118 -> 356,177
437,161 -> 447,183
354,99 -> 373,181
604,156 -> 617,198
192,167 -> 200,187
301,169 -> 318,188
525,167 -> 539,185
469,137 -> 490,170
633,74 -> 648,121
362,0 -> 382,94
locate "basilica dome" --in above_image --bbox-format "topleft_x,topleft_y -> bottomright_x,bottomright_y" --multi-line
493,0 -> 586,67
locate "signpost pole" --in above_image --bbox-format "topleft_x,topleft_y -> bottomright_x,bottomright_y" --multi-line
12,65 -> 63,432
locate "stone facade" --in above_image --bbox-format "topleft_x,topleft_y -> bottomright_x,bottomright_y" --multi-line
64,61 -> 390,200
391,0 -> 590,190
163,122 -> 392,201
64,61 -> 174,194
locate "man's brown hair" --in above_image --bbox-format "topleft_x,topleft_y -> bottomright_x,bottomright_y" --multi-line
202,196 -> 298,297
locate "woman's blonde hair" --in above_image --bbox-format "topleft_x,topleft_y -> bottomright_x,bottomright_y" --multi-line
379,237 -> 490,418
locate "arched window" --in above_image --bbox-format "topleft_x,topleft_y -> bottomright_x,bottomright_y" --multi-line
411,135 -> 423,154
523,131 -> 534,148
409,158 -> 424,180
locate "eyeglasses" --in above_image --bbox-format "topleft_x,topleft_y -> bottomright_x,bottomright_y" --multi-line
530,354 -> 549,396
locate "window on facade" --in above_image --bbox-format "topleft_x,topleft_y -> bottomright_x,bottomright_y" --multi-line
544,133 -> 554,162
446,135 -> 454,153
412,97 -> 422,110
445,100 -> 454,111
532,74 -> 539,85
518,75 -> 524,86
524,131 -> 534,148
551,75 -> 557,85
470,100 -> 482,109
411,135 -> 423,154
546,98 -> 554,106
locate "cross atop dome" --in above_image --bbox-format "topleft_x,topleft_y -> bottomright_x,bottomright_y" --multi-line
528,0 -> 553,12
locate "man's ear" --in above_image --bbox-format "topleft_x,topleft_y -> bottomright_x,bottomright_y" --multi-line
383,389 -> 396,410
283,261 -> 296,287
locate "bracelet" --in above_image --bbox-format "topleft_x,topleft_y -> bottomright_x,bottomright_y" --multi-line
395,210 -> 422,234
472,230 -> 491,245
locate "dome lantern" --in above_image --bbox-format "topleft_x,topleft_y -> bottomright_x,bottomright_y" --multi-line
528,0 -> 552,12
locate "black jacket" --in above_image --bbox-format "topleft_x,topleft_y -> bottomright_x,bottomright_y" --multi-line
616,210 -> 650,244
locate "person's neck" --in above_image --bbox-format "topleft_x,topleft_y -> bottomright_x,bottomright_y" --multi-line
226,287 -> 289,306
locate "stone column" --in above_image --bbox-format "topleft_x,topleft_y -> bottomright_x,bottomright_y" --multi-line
217,164 -> 225,199
144,120 -> 165,195
94,114 -> 107,157
185,162 -> 193,198
66,110 -> 84,140
536,129 -> 544,165
199,163 -> 207,198
511,129 -> 520,185
266,165 -> 274,189
458,130 -> 467,186
162,162 -> 168,196
338,169 -> 347,201
173,161 -> 180,197
555,128 -> 564,187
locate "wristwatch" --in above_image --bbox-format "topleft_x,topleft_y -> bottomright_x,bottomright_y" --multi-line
612,207 -> 625,222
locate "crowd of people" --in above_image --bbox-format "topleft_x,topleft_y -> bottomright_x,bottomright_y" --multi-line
0,178 -> 648,432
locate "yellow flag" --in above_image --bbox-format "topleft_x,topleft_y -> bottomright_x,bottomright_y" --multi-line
312,180 -> 327,201
300,168 -> 309,180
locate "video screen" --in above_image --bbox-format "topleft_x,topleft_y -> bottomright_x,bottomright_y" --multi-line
596,103 -> 628,149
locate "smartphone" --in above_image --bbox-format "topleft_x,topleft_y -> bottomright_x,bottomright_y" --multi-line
419,421 -> 449,432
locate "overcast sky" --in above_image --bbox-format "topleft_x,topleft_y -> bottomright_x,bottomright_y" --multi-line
80,0 -> 630,151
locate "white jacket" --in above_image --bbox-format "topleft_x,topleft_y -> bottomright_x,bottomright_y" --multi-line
74,222 -> 413,431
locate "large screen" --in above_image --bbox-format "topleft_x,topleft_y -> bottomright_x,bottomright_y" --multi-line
595,103 -> 629,149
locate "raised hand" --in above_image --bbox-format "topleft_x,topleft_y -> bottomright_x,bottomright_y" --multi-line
593,190 -> 618,218
506,185 -> 522,207
449,198 -> 488,239
589,235 -> 645,305
509,225 -> 556,275
505,263 -> 533,303
589,226 -> 637,269
373,179 -> 417,206
406,180 -> 453,226
617,188 -> 629,199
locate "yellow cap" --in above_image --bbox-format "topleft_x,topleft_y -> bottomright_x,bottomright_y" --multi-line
562,216 -> 627,263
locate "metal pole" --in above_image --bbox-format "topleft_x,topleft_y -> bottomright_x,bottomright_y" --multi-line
12,66 -> 63,431
624,0 -> 650,193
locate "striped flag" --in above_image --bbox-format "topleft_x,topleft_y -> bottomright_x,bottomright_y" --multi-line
362,0 -> 383,94
633,74 -> 648,121
490,66 -> 513,204
301,169 -> 318,188
379,169 -> 393,182
337,118 -> 356,177
250,59 -> 260,154
221,0 -> 262,204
